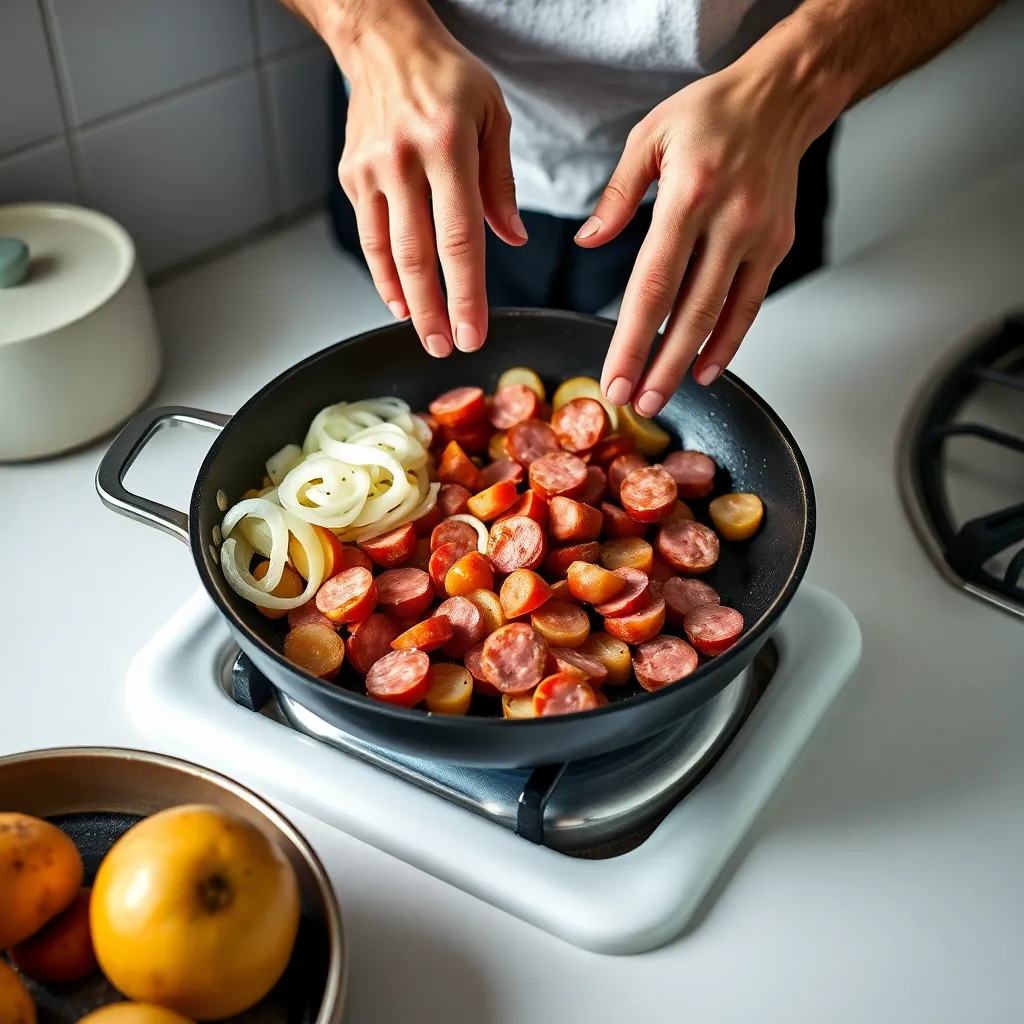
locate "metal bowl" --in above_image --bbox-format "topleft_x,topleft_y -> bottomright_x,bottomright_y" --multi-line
0,746 -> 346,1024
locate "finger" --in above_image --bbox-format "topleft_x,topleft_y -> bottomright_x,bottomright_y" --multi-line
428,139 -> 488,353
692,260 -> 775,385
386,168 -> 453,358
479,104 -> 528,246
631,238 -> 743,415
599,187 -> 700,407
575,124 -> 656,248
353,189 -> 408,320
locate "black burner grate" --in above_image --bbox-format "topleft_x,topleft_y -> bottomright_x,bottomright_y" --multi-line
902,313 -> 1024,614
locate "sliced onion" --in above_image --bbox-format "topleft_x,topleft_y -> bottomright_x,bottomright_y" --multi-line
281,507 -> 325,591
221,537 -> 319,610
221,498 -> 289,592
444,514 -> 489,553
408,414 -> 433,448
236,516 -> 273,558
278,455 -> 370,529
266,443 -> 304,485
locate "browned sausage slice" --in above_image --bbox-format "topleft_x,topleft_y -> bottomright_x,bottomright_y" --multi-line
507,418 -> 561,466
346,613 -> 403,675
551,398 -> 608,453
632,635 -> 699,691
593,566 -> 651,616
365,648 -> 431,707
528,451 -> 588,500
429,386 -> 486,428
662,577 -> 720,625
684,604 -> 744,656
434,595 -> 488,658
660,450 -> 717,498
487,515 -> 547,573
481,622 -> 548,693
608,453 -> 648,501
489,384 -> 541,429
374,568 -> 434,620
619,465 -> 678,523
657,520 -> 720,574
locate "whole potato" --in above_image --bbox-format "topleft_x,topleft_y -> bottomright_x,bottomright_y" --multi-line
0,813 -> 83,948
79,1005 -> 192,1024
0,960 -> 35,1024
10,887 -> 97,983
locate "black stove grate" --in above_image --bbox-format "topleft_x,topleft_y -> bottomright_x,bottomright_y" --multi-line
901,313 -> 1024,614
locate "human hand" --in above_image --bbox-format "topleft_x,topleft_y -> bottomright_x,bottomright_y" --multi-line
577,60 -> 834,416
335,2 -> 526,357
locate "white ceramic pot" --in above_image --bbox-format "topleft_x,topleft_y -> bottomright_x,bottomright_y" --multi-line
0,202 -> 161,461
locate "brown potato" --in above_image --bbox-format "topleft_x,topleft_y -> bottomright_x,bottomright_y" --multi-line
10,887 -> 97,983
0,813 -> 83,948
0,960 -> 36,1024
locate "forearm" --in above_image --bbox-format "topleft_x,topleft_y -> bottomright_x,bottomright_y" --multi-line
734,0 -> 1003,145
275,0 -> 447,65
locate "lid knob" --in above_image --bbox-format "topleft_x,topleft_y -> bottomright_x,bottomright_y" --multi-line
0,237 -> 30,288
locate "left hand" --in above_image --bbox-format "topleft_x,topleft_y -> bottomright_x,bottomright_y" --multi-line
577,61 -> 830,416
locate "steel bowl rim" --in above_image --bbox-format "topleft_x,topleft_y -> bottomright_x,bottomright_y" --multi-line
0,745 -> 347,1024
189,307 -> 815,731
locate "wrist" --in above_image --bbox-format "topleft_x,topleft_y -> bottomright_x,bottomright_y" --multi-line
733,9 -> 858,151
316,0 -> 447,72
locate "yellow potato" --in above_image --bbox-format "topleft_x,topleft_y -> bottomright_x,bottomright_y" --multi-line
497,367 -> 545,401
580,632 -> 632,686
709,493 -> 764,541
465,589 -> 506,634
0,813 -> 83,949
0,960 -> 36,1024
551,377 -> 619,431
502,692 -> 538,719
78,1005 -> 194,1024
91,804 -> 300,1021
616,404 -> 671,458
425,664 -> 473,715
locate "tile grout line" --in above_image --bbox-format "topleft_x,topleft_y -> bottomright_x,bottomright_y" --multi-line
0,133 -> 67,166
34,0 -> 91,204
250,0 -> 287,221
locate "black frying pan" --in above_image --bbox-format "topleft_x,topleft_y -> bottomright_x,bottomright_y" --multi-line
97,310 -> 814,768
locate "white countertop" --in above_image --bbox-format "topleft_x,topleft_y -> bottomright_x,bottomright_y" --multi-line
3,162 -> 1024,1024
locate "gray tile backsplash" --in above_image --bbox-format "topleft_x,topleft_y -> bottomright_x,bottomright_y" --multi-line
78,73 -> 274,274
265,46 -> 334,215
0,140 -> 80,207
46,0 -> 255,125
0,0 -> 65,154
0,1 -> 335,276
255,0 -> 315,56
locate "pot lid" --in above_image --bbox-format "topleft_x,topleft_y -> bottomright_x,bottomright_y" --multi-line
0,203 -> 135,347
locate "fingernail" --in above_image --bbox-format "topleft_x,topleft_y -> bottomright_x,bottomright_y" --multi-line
696,363 -> 720,386
575,216 -> 602,242
635,390 -> 665,418
388,300 -> 408,320
509,213 -> 528,241
605,377 -> 633,406
455,322 -> 481,352
425,333 -> 452,358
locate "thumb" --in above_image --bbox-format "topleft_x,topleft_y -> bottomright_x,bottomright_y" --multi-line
479,105 -> 528,246
576,127 -> 656,247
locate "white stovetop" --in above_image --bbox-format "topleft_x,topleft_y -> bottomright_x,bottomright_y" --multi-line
3,162 -> 1023,1023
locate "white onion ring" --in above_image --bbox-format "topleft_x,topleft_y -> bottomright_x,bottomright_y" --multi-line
266,443 -> 304,485
220,537 -> 320,610
444,514 -> 489,553
221,498 -> 289,592
278,455 -> 370,529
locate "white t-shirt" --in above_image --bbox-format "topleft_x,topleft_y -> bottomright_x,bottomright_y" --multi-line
431,0 -> 800,217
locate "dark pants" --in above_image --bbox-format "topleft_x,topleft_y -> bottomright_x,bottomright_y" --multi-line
328,72 -> 835,312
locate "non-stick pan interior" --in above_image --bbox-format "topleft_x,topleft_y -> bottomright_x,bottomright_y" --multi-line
191,310 -> 812,726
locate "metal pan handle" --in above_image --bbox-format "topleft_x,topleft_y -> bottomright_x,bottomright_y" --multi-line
96,406 -> 231,545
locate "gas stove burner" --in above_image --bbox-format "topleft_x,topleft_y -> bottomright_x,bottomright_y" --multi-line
229,648 -> 769,854
899,312 -> 1024,619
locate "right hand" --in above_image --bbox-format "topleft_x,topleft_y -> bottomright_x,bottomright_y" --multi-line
335,4 -> 527,358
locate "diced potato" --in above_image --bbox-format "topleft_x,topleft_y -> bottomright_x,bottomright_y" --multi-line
497,367 -> 546,402
617,404 -> 671,458
551,376 -> 619,431
426,664 -> 473,715
709,492 -> 764,541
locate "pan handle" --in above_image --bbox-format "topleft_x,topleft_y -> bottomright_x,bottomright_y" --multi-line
96,405 -> 231,545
